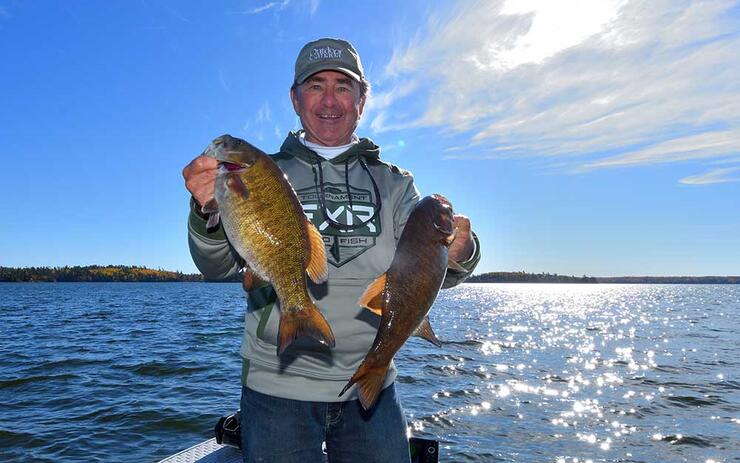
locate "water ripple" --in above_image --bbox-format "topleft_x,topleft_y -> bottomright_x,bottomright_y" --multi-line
1,282 -> 739,462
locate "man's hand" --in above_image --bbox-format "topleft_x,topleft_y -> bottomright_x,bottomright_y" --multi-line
183,155 -> 218,209
448,215 -> 474,263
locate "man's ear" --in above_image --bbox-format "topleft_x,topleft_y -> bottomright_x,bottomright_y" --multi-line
358,93 -> 366,118
290,88 -> 300,115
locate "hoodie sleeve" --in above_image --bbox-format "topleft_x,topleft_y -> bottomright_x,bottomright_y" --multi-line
393,174 -> 421,242
392,174 -> 481,288
187,198 -> 243,280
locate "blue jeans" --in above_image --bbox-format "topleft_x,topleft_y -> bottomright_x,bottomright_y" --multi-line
239,383 -> 410,463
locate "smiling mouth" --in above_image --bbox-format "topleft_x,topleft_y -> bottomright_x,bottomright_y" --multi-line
317,114 -> 342,120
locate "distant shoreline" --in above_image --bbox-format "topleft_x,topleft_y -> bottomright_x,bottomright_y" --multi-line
0,265 -> 237,283
467,272 -> 740,284
1,266 -> 739,284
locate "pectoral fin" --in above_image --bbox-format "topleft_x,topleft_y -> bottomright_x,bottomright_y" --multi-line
226,174 -> 249,199
202,198 -> 218,214
358,273 -> 387,316
413,316 -> 442,347
305,220 -> 328,284
447,257 -> 466,272
202,199 -> 221,229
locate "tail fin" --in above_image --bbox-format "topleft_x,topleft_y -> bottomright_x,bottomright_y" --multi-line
338,361 -> 389,411
277,303 -> 335,356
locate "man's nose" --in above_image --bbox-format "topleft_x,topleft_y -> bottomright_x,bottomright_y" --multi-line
321,87 -> 338,106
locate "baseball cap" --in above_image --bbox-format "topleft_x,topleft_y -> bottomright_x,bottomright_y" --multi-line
294,38 -> 365,85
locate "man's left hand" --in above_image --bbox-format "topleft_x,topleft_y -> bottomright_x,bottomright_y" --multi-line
448,215 -> 474,262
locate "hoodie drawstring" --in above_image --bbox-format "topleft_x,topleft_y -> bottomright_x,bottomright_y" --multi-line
311,154 -> 382,232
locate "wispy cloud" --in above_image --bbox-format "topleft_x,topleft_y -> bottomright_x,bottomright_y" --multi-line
680,166 -> 740,185
369,0 -> 740,182
218,69 -> 230,92
581,129 -> 740,169
243,102 -> 282,141
256,101 -> 272,124
165,6 -> 189,23
309,0 -> 320,15
238,0 -> 291,15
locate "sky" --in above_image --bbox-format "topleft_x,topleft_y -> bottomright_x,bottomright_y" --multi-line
1,0 -> 739,277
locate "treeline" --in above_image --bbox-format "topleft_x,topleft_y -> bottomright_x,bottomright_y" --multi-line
595,276 -> 740,284
468,272 -> 740,284
0,265 -> 205,282
467,272 -> 597,283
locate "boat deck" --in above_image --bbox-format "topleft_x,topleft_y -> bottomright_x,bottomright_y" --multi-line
158,438 -> 242,463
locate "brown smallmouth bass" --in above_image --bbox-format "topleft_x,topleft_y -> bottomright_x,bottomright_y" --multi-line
201,134 -> 335,355
339,194 -> 465,410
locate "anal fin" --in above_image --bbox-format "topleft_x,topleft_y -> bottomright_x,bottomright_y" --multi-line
413,316 -> 442,347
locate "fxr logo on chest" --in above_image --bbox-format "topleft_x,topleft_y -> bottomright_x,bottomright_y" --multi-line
302,204 -> 377,233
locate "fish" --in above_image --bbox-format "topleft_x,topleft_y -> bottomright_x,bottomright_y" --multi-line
201,134 -> 335,355
338,194 -> 465,410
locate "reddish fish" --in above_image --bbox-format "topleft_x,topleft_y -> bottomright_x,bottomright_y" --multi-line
339,194 -> 464,410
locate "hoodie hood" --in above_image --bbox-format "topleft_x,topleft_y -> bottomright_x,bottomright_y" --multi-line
279,130 -> 381,164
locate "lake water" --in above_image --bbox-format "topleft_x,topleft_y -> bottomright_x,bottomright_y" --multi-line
0,283 -> 738,462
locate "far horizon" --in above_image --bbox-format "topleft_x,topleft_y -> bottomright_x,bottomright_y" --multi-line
2,264 -> 738,279
1,1 -> 739,276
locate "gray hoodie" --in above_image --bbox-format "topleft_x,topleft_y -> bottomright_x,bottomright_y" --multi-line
187,131 -> 480,402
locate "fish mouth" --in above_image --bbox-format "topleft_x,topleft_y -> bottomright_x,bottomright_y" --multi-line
218,161 -> 249,174
434,222 -> 455,235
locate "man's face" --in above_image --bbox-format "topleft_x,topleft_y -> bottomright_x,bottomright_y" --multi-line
291,70 -> 366,147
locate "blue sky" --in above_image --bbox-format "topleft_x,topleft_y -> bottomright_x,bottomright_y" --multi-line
1,0 -> 739,277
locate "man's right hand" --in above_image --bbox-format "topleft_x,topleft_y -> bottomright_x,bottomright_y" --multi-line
183,155 -> 218,209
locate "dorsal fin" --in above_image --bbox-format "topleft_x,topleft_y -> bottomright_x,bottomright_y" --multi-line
305,219 -> 328,284
358,273 -> 387,316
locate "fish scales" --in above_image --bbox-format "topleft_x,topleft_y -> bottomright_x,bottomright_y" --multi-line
340,194 -> 456,409
226,155 -> 308,308
204,134 -> 334,355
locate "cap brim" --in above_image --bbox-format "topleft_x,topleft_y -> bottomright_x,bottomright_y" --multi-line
295,62 -> 361,85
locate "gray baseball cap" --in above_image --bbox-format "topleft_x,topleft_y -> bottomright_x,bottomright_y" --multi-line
294,38 -> 365,85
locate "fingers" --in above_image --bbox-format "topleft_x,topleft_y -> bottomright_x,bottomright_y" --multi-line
183,155 -> 219,207
183,155 -> 218,179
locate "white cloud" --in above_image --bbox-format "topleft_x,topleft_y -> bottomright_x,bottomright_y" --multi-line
256,101 -> 272,124
218,69 -> 229,92
680,166 -> 740,185
242,102 -> 274,140
239,0 -> 291,15
369,0 -> 740,183
581,129 -> 740,169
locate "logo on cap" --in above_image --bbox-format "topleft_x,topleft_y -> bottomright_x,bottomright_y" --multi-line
309,46 -> 342,61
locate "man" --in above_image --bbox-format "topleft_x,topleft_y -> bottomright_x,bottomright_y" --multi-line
182,38 -> 480,463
